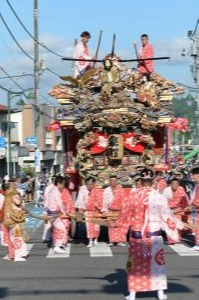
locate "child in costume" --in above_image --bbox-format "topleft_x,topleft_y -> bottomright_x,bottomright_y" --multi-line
3,190 -> 27,261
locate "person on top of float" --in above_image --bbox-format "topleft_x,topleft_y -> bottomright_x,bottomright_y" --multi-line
73,31 -> 96,78
137,34 -> 154,76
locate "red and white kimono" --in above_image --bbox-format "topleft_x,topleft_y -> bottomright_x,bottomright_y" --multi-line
75,185 -> 89,211
191,184 -> 199,245
44,185 -> 66,247
73,41 -> 92,77
103,186 -> 128,243
125,187 -> 184,293
163,186 -> 189,243
85,188 -> 103,239
61,188 -> 75,243
42,183 -> 54,242
8,219 -> 27,260
137,43 -> 154,75
4,205 -> 27,261
76,185 -> 103,239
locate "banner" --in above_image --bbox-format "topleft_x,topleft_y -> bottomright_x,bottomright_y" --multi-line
122,132 -> 145,153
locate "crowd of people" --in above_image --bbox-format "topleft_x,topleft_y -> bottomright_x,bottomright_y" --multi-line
0,165 -> 199,299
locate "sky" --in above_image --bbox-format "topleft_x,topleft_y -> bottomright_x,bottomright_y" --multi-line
0,0 -> 199,105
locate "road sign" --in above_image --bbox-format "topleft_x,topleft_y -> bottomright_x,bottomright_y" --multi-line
26,136 -> 37,145
11,148 -> 19,162
35,149 -> 41,172
0,137 -> 6,148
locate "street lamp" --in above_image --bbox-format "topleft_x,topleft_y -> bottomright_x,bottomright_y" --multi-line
186,92 -> 195,106
7,88 -> 33,179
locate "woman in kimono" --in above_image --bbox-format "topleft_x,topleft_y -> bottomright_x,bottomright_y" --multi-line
124,168 -> 190,300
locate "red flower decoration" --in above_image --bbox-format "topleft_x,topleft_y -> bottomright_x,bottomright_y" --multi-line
47,121 -> 61,131
168,117 -> 189,132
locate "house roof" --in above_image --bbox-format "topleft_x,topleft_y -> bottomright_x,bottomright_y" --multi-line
0,104 -> 8,111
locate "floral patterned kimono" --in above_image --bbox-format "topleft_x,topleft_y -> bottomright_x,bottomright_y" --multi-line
126,187 -> 184,293
85,188 -> 103,239
76,185 -> 103,240
61,188 -> 75,243
191,185 -> 199,245
103,186 -> 128,243
3,195 -> 27,261
44,185 -> 66,247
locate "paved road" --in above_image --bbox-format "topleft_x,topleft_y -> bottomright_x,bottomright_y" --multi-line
1,208 -> 199,300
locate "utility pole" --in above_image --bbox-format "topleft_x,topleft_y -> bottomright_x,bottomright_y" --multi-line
188,19 -> 199,146
34,0 -> 39,141
34,0 -> 41,197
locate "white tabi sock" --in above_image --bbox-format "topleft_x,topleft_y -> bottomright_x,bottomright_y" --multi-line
87,239 -> 93,248
125,291 -> 136,300
157,290 -> 168,300
93,238 -> 98,246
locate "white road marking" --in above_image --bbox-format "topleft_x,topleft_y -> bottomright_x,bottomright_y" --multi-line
47,244 -> 71,258
27,243 -> 34,253
169,243 -> 199,256
89,242 -> 113,257
3,243 -> 33,260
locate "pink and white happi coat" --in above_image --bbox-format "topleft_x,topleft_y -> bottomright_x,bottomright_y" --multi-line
73,41 -> 92,77
61,188 -> 75,243
125,187 -> 184,293
76,185 -> 103,239
44,185 -> 66,247
103,186 -> 128,243
137,43 -> 154,74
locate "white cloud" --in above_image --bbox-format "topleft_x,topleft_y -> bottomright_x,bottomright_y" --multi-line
154,36 -> 191,64
0,34 -> 75,104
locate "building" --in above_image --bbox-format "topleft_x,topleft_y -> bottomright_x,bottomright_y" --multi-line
10,104 -> 63,175
0,102 -> 63,178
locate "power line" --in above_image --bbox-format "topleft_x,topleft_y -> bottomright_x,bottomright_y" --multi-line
176,82 -> 199,91
5,0 -> 64,58
0,13 -> 60,78
193,18 -> 199,36
0,73 -> 33,79
0,13 -> 34,61
0,83 -> 56,120
46,67 -> 59,77
0,63 -> 59,107
39,92 -> 60,107
0,65 -> 24,90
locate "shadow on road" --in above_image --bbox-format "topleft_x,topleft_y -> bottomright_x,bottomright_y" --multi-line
0,288 -> 8,299
91,269 -> 194,298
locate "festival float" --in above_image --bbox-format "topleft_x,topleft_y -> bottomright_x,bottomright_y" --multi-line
48,42 -> 186,187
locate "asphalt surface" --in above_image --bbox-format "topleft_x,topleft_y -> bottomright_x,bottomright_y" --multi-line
1,206 -> 199,300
